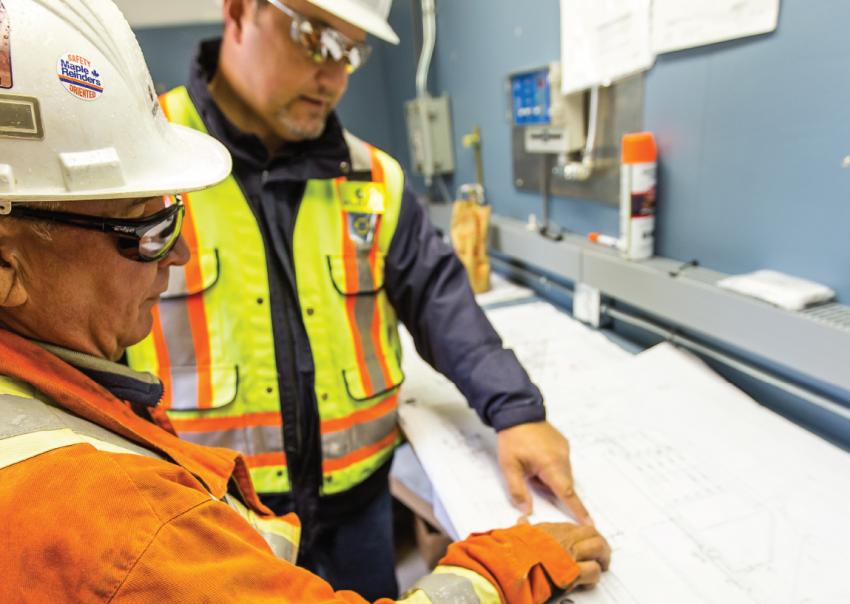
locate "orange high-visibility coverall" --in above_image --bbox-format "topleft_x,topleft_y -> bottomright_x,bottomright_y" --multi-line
0,329 -> 580,603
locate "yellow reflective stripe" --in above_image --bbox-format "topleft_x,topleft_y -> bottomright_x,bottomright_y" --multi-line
432,566 -> 501,604
395,589 -> 435,604
0,376 -> 38,399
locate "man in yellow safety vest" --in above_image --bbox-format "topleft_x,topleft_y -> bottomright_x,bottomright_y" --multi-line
0,3 -> 612,602
127,1 -> 594,597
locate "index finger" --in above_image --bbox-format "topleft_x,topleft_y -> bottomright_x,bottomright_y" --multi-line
539,466 -> 594,525
564,491 -> 594,526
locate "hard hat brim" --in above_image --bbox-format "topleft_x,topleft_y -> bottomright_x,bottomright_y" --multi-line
1,123 -> 232,203
308,0 -> 400,44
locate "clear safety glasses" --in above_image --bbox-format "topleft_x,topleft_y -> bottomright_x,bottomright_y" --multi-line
266,0 -> 372,73
8,196 -> 185,263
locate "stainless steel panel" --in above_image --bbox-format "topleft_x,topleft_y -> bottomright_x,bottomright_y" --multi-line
511,75 -> 645,206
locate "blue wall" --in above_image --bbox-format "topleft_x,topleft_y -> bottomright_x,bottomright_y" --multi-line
133,1 -> 850,442
135,2 -> 850,301
379,0 -> 850,302
381,0 -> 850,445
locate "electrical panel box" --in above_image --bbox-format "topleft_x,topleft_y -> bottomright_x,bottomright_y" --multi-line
405,95 -> 455,179
510,67 -> 552,125
510,63 -> 586,155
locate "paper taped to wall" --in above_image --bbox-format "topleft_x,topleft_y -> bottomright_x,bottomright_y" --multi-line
652,0 -> 781,54
560,0 -> 654,95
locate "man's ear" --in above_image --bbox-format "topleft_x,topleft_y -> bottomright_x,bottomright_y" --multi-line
223,0 -> 251,42
0,241 -> 27,309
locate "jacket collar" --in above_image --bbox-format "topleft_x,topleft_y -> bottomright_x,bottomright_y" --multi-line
187,38 -> 352,183
34,341 -> 163,407
0,328 -> 272,512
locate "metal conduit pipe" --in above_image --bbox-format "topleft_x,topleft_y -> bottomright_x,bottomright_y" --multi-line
415,0 -> 437,185
415,0 -> 436,99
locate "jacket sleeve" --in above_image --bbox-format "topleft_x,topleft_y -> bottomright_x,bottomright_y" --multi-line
385,183 -> 546,431
112,497 -> 578,604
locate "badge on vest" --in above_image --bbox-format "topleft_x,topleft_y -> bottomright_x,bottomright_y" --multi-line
347,212 -> 378,249
339,182 -> 386,215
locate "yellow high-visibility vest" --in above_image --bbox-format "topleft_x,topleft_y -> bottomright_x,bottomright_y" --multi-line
127,87 -> 405,495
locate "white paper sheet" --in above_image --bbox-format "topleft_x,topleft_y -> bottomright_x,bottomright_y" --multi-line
560,0 -> 654,95
399,299 -> 850,603
473,273 -> 536,308
652,0 -> 781,54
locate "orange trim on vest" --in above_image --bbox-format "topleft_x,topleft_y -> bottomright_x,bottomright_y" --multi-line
244,451 -> 288,468
320,393 -> 396,434
338,176 -> 375,397
169,411 -> 283,433
180,193 -> 214,410
322,428 -> 399,473
367,217 -> 394,389
158,92 -> 172,121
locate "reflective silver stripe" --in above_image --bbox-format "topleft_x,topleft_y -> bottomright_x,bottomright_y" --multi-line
0,394 -> 159,459
322,406 -> 397,460
0,393 -> 65,439
222,494 -> 299,564
158,296 -> 199,409
351,248 -> 390,394
343,130 -> 373,172
356,249 -> 374,291
163,265 -> 189,298
177,424 -> 283,456
169,369 -> 200,410
413,573 -> 481,604
256,528 -> 296,563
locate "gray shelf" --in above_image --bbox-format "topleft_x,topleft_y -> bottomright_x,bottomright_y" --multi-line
428,204 -> 850,393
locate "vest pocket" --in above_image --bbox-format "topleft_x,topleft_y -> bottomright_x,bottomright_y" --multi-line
326,253 -> 385,295
342,366 -> 404,403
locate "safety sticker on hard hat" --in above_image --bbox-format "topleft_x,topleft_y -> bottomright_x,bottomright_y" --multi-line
57,53 -> 103,101
0,1 -> 12,90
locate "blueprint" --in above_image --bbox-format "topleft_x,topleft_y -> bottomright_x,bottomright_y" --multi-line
399,299 -> 850,604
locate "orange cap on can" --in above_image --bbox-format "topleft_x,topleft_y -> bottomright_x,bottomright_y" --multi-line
621,132 -> 657,164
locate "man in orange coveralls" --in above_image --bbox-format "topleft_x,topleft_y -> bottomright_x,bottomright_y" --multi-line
0,0 -> 611,601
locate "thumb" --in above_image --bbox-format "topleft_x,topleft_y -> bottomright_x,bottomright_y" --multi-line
501,456 -> 532,516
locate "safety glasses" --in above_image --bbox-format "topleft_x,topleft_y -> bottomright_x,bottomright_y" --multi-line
8,197 -> 185,263
266,0 -> 372,73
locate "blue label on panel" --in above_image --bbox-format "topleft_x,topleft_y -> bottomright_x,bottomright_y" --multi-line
510,68 -> 551,126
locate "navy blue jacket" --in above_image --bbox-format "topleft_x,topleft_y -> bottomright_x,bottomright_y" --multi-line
186,40 -> 544,529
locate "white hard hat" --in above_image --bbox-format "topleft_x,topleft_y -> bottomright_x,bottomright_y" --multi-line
306,0 -> 399,45
0,0 -> 231,203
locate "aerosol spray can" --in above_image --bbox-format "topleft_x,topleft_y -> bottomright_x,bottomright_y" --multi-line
619,132 -> 658,260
